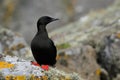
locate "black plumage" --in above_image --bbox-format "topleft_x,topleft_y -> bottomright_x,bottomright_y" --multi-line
31,16 -> 58,66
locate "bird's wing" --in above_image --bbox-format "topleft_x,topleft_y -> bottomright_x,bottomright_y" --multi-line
49,39 -> 57,54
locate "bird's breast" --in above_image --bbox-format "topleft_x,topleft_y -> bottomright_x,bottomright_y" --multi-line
31,37 -> 52,50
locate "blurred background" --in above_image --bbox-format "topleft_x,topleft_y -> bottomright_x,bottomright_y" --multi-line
0,0 -> 113,44
1,0 -> 120,80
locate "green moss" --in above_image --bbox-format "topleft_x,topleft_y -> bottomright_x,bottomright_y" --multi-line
57,43 -> 71,50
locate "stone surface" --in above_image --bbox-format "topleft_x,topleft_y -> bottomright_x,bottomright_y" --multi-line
50,0 -> 120,79
0,0 -> 114,43
0,28 -> 32,59
97,33 -> 120,79
0,54 -> 82,80
57,45 -> 102,80
0,0 -> 120,80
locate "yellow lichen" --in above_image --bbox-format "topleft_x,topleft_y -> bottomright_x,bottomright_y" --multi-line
0,61 -> 14,69
95,68 -> 101,76
5,75 -> 12,80
116,33 -> 120,38
56,55 -> 61,60
5,75 -> 26,80
13,76 -> 26,80
65,75 -> 72,80
30,75 -> 41,80
41,76 -> 48,80
30,75 -> 35,80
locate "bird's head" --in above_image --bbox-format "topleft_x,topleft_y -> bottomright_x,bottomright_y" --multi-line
37,16 -> 59,26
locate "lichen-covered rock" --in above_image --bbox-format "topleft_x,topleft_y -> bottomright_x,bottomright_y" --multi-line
113,74 -> 120,80
50,0 -> 120,80
50,0 -> 120,47
97,33 -> 120,79
0,28 -> 32,59
0,54 -> 82,80
57,45 -> 104,80
45,68 -> 82,80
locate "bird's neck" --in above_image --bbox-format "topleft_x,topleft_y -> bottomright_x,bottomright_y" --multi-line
37,24 -> 48,36
37,24 -> 47,32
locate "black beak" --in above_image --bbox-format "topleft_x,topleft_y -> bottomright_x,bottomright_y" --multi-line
52,18 -> 59,21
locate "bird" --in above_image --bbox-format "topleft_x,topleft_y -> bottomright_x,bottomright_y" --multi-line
31,16 -> 58,69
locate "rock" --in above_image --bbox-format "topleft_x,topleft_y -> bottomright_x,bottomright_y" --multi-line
0,28 -> 32,59
50,0 -> 120,46
97,33 -> 120,79
113,74 -> 120,80
57,45 -> 102,80
77,45 -> 100,80
50,0 -> 120,79
0,54 -> 82,80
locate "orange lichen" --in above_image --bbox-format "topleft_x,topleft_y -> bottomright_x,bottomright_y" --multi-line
116,33 -> 120,38
5,75 -> 27,80
0,61 -> 14,69
14,76 -> 26,80
95,68 -> 101,76
41,76 -> 48,80
30,75 -> 41,80
5,75 -> 12,80
35,77 -> 41,80
56,55 -> 61,60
